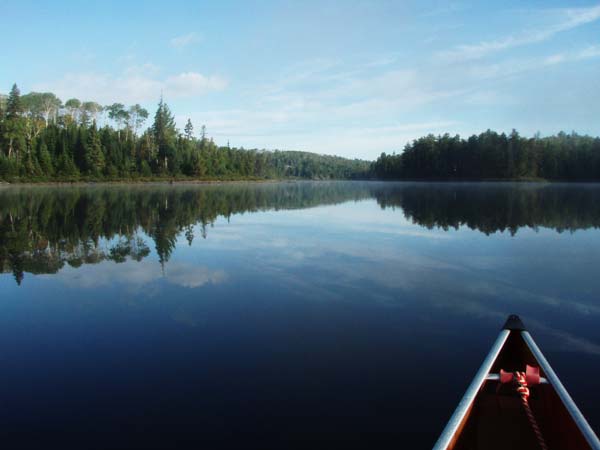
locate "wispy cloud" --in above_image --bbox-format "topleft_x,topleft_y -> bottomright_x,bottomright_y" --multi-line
175,30 -> 599,157
466,43 -> 600,81
177,53 -> 472,156
33,66 -> 227,104
577,44 -> 600,59
46,259 -> 227,290
170,32 -> 202,49
165,72 -> 227,97
439,4 -> 600,61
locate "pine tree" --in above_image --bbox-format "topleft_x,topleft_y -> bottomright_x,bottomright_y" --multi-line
2,84 -> 26,159
56,145 -> 79,178
6,83 -> 23,119
37,139 -> 54,177
152,97 -> 177,173
184,119 -> 194,140
85,122 -> 105,176
22,148 -> 41,177
73,127 -> 87,171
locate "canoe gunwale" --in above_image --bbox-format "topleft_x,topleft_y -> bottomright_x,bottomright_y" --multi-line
433,322 -> 600,450
432,329 -> 510,450
522,330 -> 600,450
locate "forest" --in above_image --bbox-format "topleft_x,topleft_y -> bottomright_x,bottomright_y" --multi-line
2,82 -> 600,183
373,130 -> 600,180
0,83 -> 370,182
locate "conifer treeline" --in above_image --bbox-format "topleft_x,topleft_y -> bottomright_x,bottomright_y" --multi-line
0,83 -> 370,181
373,131 -> 600,180
3,83 -> 600,183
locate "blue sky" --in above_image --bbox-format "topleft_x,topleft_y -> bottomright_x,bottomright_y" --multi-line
2,0 -> 600,159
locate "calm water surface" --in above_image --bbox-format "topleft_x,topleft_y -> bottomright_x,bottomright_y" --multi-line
1,181 -> 599,448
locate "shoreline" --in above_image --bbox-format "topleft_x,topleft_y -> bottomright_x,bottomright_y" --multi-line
0,178 -> 298,188
2,177 -> 600,188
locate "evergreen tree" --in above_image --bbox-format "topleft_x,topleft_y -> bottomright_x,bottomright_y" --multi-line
56,146 -> 79,178
22,149 -> 41,177
184,119 -> 194,140
73,127 -> 87,170
2,84 -> 26,159
85,122 -> 105,176
6,83 -> 23,119
37,139 -> 54,177
152,97 -> 177,173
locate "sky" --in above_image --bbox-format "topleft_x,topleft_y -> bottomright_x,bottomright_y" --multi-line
1,0 -> 600,160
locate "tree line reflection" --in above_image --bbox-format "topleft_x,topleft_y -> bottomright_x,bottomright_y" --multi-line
374,183 -> 600,235
2,182 -> 600,285
0,182 -> 371,284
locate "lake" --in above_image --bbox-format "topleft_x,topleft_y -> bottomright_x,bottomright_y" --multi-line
1,181 -> 599,448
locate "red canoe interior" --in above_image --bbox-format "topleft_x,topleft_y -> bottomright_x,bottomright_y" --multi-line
448,332 -> 592,450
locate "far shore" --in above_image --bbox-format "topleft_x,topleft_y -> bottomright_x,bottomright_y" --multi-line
4,177 -> 600,188
0,178 -> 298,188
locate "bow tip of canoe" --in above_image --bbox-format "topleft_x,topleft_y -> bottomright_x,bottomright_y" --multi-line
503,314 -> 526,331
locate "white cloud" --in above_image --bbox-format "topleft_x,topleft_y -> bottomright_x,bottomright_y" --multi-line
174,32 -> 599,157
170,32 -> 202,49
165,264 -> 226,288
164,72 -> 228,97
46,259 -> 227,290
439,4 -> 600,61
33,67 -> 227,104
175,56 -> 469,156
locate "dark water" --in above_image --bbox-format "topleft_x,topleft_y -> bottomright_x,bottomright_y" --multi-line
1,181 -> 600,449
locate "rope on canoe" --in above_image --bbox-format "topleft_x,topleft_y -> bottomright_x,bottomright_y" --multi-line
514,371 -> 549,450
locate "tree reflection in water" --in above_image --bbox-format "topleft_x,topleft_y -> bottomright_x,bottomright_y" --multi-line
2,181 -> 600,285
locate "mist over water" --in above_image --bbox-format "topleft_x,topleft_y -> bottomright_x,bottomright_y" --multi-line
1,181 -> 600,448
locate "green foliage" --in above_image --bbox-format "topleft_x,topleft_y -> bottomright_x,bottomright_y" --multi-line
6,84 -> 23,118
64,98 -> 81,124
85,123 -> 105,176
81,101 -> 103,125
21,92 -> 61,125
184,118 -> 194,140
0,153 -> 18,178
0,82 -> 367,182
128,104 -> 149,137
140,160 -> 152,177
56,147 -> 79,179
37,139 -> 53,177
0,93 -> 6,118
152,98 -> 177,173
373,130 -> 600,180
4,79 -> 599,183
106,103 -> 129,139
22,149 -> 41,178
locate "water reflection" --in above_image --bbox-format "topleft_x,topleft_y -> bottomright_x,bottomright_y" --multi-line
2,181 -> 600,447
2,181 -> 600,285
0,182 -> 371,284
375,182 -> 600,235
